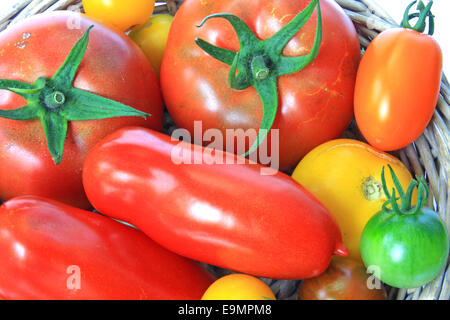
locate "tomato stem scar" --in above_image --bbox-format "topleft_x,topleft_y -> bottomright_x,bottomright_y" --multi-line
362,176 -> 382,201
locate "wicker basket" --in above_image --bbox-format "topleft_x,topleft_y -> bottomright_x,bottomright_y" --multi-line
0,0 -> 448,300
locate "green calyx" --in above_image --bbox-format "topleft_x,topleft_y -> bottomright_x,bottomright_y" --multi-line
195,0 -> 322,156
0,26 -> 150,164
381,165 -> 429,216
401,0 -> 435,35
45,91 -> 66,108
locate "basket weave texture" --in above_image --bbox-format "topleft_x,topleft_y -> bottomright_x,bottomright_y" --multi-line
0,0 -> 448,300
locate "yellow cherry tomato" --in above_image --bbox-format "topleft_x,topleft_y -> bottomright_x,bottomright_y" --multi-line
291,139 -> 414,262
82,0 -> 155,32
129,14 -> 173,77
201,274 -> 276,300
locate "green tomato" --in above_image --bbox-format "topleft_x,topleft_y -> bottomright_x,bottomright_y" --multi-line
360,166 -> 449,289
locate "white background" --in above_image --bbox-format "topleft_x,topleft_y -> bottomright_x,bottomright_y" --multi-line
0,0 -> 448,75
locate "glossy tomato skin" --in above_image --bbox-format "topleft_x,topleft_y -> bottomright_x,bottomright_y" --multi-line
0,196 -> 214,300
0,12 -> 163,209
160,0 -> 361,171
83,0 -> 155,32
354,28 -> 442,151
82,127 -> 347,280
202,274 -> 276,300
360,207 -> 449,289
129,14 -> 174,77
298,256 -> 386,300
291,139 -> 414,261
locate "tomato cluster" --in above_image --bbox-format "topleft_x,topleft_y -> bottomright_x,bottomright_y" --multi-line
0,0 -> 447,300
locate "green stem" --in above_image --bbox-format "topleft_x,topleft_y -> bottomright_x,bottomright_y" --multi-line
401,0 -> 435,35
251,55 -> 270,80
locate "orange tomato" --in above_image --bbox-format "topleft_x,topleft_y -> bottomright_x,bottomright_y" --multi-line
201,274 -> 276,300
82,0 -> 155,32
354,27 -> 442,151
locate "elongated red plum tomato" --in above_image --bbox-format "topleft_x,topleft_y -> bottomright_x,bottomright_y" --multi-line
0,12 -> 163,209
160,0 -> 360,171
354,1 -> 442,151
0,196 -> 214,299
82,127 -> 347,280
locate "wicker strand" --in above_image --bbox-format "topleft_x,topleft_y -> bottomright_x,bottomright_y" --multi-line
8,0 -> 59,26
46,0 -> 80,11
342,8 -> 395,33
439,263 -> 450,299
335,0 -> 367,12
441,82 -> 450,106
358,0 -> 398,25
437,94 -> 450,122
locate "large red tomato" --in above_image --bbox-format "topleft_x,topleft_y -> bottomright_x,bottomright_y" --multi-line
161,0 -> 360,171
0,11 -> 163,209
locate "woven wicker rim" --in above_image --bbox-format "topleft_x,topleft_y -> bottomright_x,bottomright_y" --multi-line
0,0 -> 448,300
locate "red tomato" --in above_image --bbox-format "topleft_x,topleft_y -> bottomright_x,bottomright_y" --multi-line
354,28 -> 442,151
160,0 -> 360,171
82,127 -> 347,280
298,257 -> 387,300
0,11 -> 163,209
0,196 -> 214,300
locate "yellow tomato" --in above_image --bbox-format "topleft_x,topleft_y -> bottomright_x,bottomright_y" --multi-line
291,139 -> 414,262
82,0 -> 155,32
129,14 -> 174,77
201,274 -> 276,300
